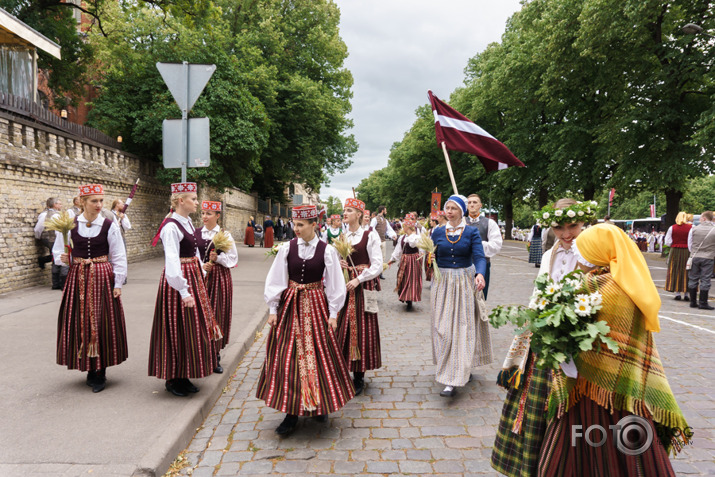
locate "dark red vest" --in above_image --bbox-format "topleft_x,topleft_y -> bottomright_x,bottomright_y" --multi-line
288,238 -> 326,283
671,223 -> 692,248
402,235 -> 418,255
348,227 -> 372,266
194,228 -> 216,262
70,218 -> 111,259
164,218 -> 197,257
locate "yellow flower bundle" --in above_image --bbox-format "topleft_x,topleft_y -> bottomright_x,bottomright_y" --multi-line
416,233 -> 441,282
44,211 -> 76,256
331,233 -> 354,283
212,229 -> 234,253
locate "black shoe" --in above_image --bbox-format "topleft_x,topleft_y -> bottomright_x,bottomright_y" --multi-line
689,288 -> 699,308
38,256 -> 46,270
92,369 -> 106,393
214,353 -> 223,374
314,414 -> 328,423
674,295 -> 682,301
178,378 -> 199,394
276,414 -> 298,436
439,386 -> 457,397
699,291 -> 715,310
406,301 -> 413,311
86,370 -> 97,387
380,274 -> 385,280
165,379 -> 188,397
353,373 -> 365,396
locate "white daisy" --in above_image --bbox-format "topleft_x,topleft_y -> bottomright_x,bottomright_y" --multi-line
574,302 -> 592,317
589,292 -> 603,307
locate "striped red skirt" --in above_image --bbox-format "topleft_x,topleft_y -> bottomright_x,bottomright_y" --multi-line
395,253 -> 422,302
538,396 -> 676,477
256,282 -> 355,416
337,275 -> 382,372
57,258 -> 128,371
206,264 -> 232,349
244,227 -> 255,246
148,258 -> 219,380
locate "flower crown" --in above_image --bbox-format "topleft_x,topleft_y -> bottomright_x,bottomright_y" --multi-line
535,200 -> 598,227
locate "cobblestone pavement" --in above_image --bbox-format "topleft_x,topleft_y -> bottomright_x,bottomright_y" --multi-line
170,243 -> 715,476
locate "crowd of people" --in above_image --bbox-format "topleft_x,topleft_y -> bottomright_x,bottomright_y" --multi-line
37,180 -> 712,475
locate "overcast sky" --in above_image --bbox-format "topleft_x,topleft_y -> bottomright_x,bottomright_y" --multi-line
322,0 -> 523,203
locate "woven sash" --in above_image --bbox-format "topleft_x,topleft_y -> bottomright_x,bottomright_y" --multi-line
74,255 -> 109,358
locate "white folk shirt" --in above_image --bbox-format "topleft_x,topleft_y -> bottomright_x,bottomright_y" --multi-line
112,210 -> 132,231
468,215 -> 504,258
390,232 -> 420,263
34,210 -> 50,239
161,213 -> 203,299
264,235 -> 346,318
344,225 -> 384,283
200,225 -> 238,268
52,214 -> 128,287
445,218 -> 467,235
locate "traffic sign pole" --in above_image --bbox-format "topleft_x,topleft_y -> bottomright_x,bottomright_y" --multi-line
181,61 -> 189,182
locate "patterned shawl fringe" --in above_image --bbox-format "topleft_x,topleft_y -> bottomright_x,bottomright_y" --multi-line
496,367 -> 522,390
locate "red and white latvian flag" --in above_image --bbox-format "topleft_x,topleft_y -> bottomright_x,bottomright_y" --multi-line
428,90 -> 525,172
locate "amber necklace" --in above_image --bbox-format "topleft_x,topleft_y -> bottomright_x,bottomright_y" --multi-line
445,223 -> 464,244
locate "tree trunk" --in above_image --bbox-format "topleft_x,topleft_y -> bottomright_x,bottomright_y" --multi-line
504,197 -> 514,240
538,187 -> 549,209
664,188 -> 682,228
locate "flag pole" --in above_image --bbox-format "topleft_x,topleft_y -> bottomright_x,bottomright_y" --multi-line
440,142 -> 458,195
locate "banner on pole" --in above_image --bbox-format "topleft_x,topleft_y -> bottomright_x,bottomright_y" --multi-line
650,204 -> 656,218
609,188 -> 616,206
431,192 -> 442,214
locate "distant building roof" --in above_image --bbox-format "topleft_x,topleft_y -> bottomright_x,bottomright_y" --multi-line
0,8 -> 61,59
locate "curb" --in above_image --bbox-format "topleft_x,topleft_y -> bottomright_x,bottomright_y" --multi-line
132,305 -> 269,477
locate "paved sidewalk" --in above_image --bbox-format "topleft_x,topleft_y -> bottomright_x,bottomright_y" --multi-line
0,245 -> 274,477
170,241 -> 715,476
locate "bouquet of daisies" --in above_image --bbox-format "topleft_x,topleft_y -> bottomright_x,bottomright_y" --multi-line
44,211 -> 76,263
416,233 -> 441,282
489,270 -> 618,371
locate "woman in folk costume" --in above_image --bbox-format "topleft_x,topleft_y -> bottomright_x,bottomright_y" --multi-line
664,211 -> 692,301
537,224 -> 689,477
527,223 -> 545,267
322,214 -> 343,244
196,200 -> 238,374
361,210 -> 371,230
257,205 -> 354,436
263,215 -> 275,248
336,198 -> 384,396
388,218 -> 422,310
431,195 -> 490,398
148,183 -> 222,397
54,184 -> 128,393
244,216 -> 256,247
491,198 -> 592,476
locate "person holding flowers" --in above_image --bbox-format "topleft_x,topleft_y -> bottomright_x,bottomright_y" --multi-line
388,218 -> 422,310
148,183 -> 221,397
430,194 -> 490,398
336,197 -> 383,396
537,223 -> 689,476
257,205 -> 353,436
196,200 -> 238,374
491,198 -> 592,477
53,184 -> 128,393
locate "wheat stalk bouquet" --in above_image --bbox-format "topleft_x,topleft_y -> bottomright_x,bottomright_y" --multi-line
44,211 -> 76,263
331,233 -> 355,283
416,233 -> 441,282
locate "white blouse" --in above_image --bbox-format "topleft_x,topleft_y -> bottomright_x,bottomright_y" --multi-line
264,236 -> 347,318
52,214 -> 128,288
343,225 -> 383,283
389,232 -> 420,263
321,226 -> 343,243
200,225 -> 238,268
161,213 -> 203,299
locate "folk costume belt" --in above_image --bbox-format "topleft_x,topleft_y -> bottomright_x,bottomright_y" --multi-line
73,255 -> 109,359
345,264 -> 370,362
286,280 -> 323,411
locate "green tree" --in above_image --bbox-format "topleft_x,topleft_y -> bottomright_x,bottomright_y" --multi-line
323,195 -> 343,216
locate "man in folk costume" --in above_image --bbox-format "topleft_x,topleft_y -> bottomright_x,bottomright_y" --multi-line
465,194 -> 503,299
196,201 -> 239,373
337,198 -> 384,395
54,184 -> 128,393
322,214 -> 343,244
257,205 -> 354,436
370,205 -> 396,279
149,183 -> 222,397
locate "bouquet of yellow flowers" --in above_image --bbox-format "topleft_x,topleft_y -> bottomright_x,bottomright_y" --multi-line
264,244 -> 281,258
211,229 -> 234,253
44,211 -> 76,263
416,233 -> 441,282
331,233 -> 355,283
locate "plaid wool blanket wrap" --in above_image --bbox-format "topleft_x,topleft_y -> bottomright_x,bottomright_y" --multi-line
547,271 -> 691,455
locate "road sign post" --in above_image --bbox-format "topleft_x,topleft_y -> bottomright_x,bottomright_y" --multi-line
157,61 -> 216,181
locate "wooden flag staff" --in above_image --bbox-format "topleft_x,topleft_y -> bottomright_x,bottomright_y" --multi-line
441,142 -> 459,195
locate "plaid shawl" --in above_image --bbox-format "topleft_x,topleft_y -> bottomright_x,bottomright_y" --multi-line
548,271 -> 691,455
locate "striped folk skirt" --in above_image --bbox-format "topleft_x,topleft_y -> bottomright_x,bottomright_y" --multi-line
395,253 -> 422,302
206,264 -> 232,349
528,238 -> 542,265
337,277 -> 382,372
491,352 -> 552,477
148,258 -> 219,380
256,283 -> 355,416
538,396 -> 676,477
57,258 -> 128,371
431,266 -> 493,387
665,247 -> 690,293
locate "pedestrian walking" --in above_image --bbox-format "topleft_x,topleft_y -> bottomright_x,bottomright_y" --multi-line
538,223 -> 689,476
465,193 -> 503,299
197,200 -> 238,373
388,218 -> 422,310
336,197 -> 384,396
687,210 -> 715,310
275,216 -> 284,241
148,182 -> 221,397
263,216 -> 275,248
491,198 -> 591,476
53,184 -> 128,393
664,211 -> 692,301
244,216 -> 256,247
257,205 -> 354,436
431,195 -> 490,398
527,224 -> 545,268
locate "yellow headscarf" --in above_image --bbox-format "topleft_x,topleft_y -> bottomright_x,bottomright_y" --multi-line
575,223 -> 661,332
